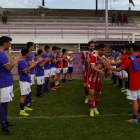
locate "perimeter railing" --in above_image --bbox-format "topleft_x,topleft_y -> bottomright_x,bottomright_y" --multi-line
0,25 -> 139,39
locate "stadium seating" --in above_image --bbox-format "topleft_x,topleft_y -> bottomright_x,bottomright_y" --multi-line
0,15 -> 139,40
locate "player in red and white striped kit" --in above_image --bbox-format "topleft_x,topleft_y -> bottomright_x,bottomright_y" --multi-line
75,41 -> 97,103
88,44 -> 106,117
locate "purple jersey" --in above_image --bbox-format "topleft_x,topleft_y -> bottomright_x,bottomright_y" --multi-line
43,52 -> 51,70
0,50 -> 14,88
18,58 -> 31,83
26,52 -> 35,75
49,52 -> 56,68
111,51 -> 117,59
35,56 -> 44,77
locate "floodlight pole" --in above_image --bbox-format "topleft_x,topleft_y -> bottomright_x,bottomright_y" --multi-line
96,0 -> 98,16
105,0 -> 108,39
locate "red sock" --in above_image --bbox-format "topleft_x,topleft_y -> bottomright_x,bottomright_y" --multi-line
95,98 -> 100,108
89,100 -> 94,109
84,87 -> 89,96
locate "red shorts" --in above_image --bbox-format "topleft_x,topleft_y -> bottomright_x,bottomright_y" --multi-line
104,68 -> 109,73
88,81 -> 102,91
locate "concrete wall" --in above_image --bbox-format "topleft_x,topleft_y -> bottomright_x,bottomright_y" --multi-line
1,8 -> 140,17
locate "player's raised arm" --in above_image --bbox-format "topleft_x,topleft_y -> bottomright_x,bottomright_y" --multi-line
104,61 -> 122,72
110,60 -> 122,66
69,56 -> 77,62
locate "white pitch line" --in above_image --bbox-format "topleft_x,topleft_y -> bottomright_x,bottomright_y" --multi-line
13,87 -> 20,92
7,114 -> 132,119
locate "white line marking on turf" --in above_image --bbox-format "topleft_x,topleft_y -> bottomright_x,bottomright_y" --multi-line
7,114 -> 132,119
13,87 -> 20,92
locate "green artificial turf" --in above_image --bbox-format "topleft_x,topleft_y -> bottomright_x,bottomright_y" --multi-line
0,80 -> 138,140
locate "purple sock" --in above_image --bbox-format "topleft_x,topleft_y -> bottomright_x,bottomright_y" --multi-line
40,85 -> 42,93
133,115 -> 137,119
112,75 -> 115,84
0,106 -> 6,122
46,81 -> 49,90
62,79 -> 64,83
125,81 -> 128,89
120,79 -> 123,88
65,79 -> 66,83
25,99 -> 29,106
53,82 -> 55,87
27,93 -> 31,102
1,102 -> 8,128
1,119 -> 6,128
50,83 -> 53,88
43,82 -> 46,92
114,75 -> 117,84
36,85 -> 40,95
20,103 -> 25,110
118,79 -> 120,86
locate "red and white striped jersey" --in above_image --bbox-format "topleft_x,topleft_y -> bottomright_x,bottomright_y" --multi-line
89,53 -> 106,83
81,50 -> 97,75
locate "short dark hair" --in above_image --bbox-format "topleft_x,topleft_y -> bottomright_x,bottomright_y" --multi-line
94,46 -> 98,50
0,36 -> 12,46
98,44 -> 106,49
37,49 -> 43,55
125,44 -> 130,51
52,46 -> 57,51
34,54 -> 38,57
88,41 -> 94,47
57,47 -> 61,50
121,46 -> 125,50
27,42 -> 34,49
110,46 -> 115,50
62,49 -> 67,54
21,49 -> 29,56
44,45 -> 50,51
130,43 -> 139,52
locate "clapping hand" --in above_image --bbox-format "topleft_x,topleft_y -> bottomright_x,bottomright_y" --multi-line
30,63 -> 36,68
12,55 -> 21,65
53,54 -> 57,58
37,57 -> 43,62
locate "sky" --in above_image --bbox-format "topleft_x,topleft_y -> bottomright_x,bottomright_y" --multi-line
0,0 -> 139,11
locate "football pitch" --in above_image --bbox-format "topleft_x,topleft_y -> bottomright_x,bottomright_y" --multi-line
1,79 -> 140,140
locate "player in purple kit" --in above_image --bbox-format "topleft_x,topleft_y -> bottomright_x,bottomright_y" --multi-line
110,47 -> 117,86
18,49 -> 36,116
116,50 -> 123,88
49,46 -> 61,90
0,36 -> 21,135
35,49 -> 49,97
26,42 -> 36,106
43,45 -> 55,93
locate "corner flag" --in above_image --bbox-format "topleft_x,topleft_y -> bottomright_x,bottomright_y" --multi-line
129,0 -> 135,7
